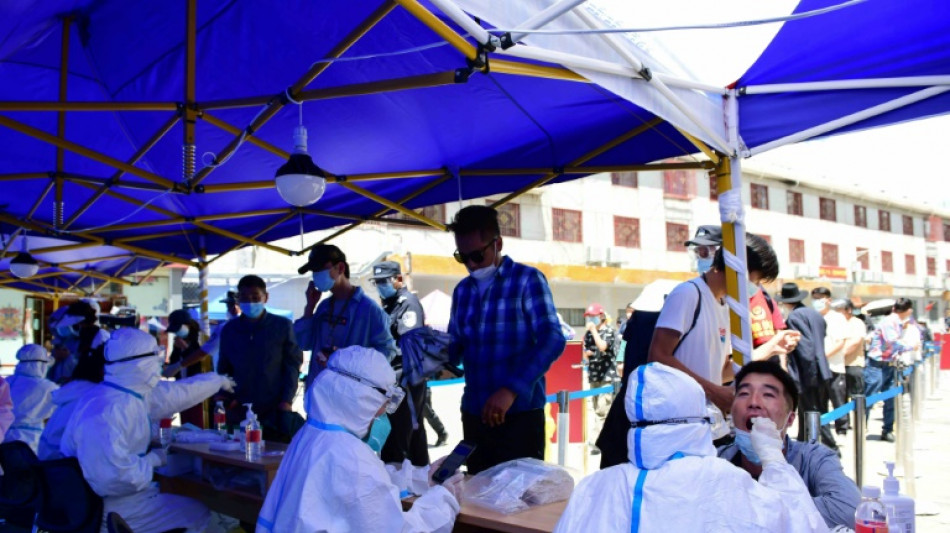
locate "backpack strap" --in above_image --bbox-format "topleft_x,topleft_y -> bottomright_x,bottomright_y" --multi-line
672,281 -> 703,355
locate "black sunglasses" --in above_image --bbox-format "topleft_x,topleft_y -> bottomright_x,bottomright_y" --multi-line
453,238 -> 496,265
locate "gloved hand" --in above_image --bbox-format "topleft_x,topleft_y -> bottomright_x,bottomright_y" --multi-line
749,416 -> 785,466
428,456 -> 449,487
146,449 -> 168,468
441,472 -> 465,502
161,361 -> 182,378
218,374 -> 237,393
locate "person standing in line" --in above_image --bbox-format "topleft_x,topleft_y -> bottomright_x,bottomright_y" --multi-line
371,259 -> 431,466
811,287 -> 850,435
295,244 -> 396,392
775,283 -> 837,450
834,299 -> 869,432
447,205 -> 565,474
582,302 -> 618,451
863,298 -> 916,443
218,275 -> 304,442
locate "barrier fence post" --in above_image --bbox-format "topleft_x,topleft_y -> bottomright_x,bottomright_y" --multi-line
804,411 -> 820,444
557,390 -> 569,467
929,345 -> 938,398
899,371 -> 916,498
912,363 -> 923,422
853,394 -> 865,488
894,369 -> 904,470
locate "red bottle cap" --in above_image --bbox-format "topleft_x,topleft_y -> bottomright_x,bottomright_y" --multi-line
159,418 -> 173,429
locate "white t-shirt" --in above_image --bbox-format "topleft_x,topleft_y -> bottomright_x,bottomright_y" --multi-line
844,316 -> 867,367
824,311 -> 849,373
655,277 -> 730,384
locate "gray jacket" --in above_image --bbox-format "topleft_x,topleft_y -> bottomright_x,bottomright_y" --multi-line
718,436 -> 861,528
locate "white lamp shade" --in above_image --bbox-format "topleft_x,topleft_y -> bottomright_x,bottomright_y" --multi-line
10,252 -> 39,278
275,173 -> 327,207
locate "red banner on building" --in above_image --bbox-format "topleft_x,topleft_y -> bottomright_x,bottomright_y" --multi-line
819,266 -> 848,279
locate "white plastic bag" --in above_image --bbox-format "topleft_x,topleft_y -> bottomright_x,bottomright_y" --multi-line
461,458 -> 573,514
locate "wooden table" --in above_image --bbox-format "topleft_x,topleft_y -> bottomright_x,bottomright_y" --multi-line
155,441 -> 287,524
159,442 -> 566,532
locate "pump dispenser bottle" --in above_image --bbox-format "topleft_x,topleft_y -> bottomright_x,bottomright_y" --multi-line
881,461 -> 915,533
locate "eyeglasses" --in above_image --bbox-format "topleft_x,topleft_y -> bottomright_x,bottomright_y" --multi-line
453,238 -> 496,265
689,244 -> 718,259
329,365 -> 406,414
369,277 -> 394,287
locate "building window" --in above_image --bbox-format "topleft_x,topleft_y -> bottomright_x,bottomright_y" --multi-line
881,251 -> 893,273
561,308 -> 586,327
905,254 -> 916,275
614,216 -> 641,248
902,215 -> 914,236
927,257 -> 937,276
947,259 -> 950,274
666,222 -> 689,252
385,204 -> 445,227
854,205 -> 867,228
750,184 -> 769,210
709,173 -> 719,200
787,191 -> 803,216
789,239 -> 805,263
821,243 -> 839,266
856,247 -> 869,270
819,197 -> 836,222
610,172 -> 638,188
879,210 -> 891,232
552,208 -> 582,243
663,169 -> 695,199
944,221 -> 950,242
497,203 -> 521,238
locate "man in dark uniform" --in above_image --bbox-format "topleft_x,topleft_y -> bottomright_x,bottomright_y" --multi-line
371,260 -> 438,465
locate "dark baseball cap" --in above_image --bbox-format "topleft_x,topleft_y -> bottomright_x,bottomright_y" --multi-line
684,225 -> 722,247
371,261 -> 401,279
298,244 -> 346,274
167,309 -> 191,334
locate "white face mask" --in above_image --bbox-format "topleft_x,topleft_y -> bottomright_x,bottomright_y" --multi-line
174,325 -> 190,338
811,299 -> 827,312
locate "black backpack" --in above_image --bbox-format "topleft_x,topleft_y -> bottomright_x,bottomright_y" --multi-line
596,282 -> 701,469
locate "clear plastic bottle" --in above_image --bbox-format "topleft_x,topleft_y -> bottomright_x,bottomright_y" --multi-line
158,418 -> 173,450
214,401 -> 227,436
855,485 -> 889,533
243,403 -> 262,462
881,461 -> 915,533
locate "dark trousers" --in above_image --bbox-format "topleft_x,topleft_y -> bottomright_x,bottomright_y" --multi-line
797,382 -> 837,449
828,372 -> 850,431
845,365 -> 865,397
462,409 -> 544,474
381,381 -> 429,467
422,387 -> 447,439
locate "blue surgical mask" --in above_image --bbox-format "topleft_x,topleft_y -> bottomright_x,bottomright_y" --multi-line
697,257 -> 714,274
312,268 -> 335,292
811,299 -> 827,312
174,325 -> 190,338
746,280 -> 759,296
240,302 -> 265,319
376,282 -> 396,300
734,429 -> 760,464
586,316 -> 602,326
363,414 -> 391,453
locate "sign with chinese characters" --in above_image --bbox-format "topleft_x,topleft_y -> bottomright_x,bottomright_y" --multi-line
819,266 -> 848,280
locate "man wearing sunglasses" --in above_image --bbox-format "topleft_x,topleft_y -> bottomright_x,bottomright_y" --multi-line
447,205 -> 565,474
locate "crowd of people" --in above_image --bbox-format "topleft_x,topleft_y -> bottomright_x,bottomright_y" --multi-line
0,207 -> 932,532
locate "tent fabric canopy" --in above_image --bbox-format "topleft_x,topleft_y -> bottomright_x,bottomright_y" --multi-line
736,0 -> 950,153
0,0 -> 716,290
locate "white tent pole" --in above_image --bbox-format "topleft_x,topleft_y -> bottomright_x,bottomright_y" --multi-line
569,8 -> 732,153
509,0 -> 590,43
427,0 -> 498,47
748,85 -> 950,155
743,76 -> 950,95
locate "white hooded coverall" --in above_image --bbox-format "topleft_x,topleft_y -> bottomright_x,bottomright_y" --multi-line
4,344 -> 58,452
256,346 -> 459,533
0,376 -> 13,441
555,363 -> 829,533
60,328 -> 233,533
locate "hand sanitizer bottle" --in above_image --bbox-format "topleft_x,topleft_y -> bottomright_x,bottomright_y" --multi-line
881,461 -> 915,533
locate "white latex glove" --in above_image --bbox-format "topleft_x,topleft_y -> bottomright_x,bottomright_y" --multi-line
219,375 -> 237,393
441,472 -> 465,502
749,416 -> 785,466
146,449 -> 168,468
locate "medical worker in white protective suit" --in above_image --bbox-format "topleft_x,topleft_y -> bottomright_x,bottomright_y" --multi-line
60,327 -> 237,533
3,344 -> 59,452
257,346 -> 462,533
555,362 -> 828,533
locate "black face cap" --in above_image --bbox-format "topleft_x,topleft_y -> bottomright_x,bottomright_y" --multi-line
167,309 -> 191,333
298,244 -> 346,274
684,225 -> 723,247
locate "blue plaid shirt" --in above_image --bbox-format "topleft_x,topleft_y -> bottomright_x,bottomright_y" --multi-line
448,256 -> 565,415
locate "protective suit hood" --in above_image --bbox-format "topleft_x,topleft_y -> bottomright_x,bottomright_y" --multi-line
625,363 -> 715,469
307,346 -> 395,437
14,344 -> 51,378
103,328 -> 162,395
